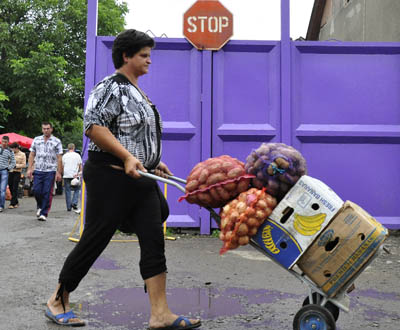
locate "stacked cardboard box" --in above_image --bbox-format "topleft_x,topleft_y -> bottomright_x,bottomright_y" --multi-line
297,201 -> 388,297
253,175 -> 388,297
253,175 -> 344,268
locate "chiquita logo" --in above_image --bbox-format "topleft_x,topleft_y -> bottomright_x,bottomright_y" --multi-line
262,225 -> 280,254
293,213 -> 327,236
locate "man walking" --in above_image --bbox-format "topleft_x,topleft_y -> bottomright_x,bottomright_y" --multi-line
0,136 -> 16,212
27,122 -> 63,221
8,142 -> 26,209
62,143 -> 82,213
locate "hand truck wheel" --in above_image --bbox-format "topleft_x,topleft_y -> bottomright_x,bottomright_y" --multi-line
293,304 -> 336,330
302,292 -> 340,321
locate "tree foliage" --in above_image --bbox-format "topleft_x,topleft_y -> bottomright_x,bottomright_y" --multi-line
0,90 -> 11,122
0,0 -> 128,148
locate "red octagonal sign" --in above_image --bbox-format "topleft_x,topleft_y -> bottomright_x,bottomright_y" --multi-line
183,0 -> 233,50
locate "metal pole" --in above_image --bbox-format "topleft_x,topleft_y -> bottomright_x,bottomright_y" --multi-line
80,0 -> 98,233
281,0 -> 292,146
83,0 -> 98,163
200,50 -> 213,235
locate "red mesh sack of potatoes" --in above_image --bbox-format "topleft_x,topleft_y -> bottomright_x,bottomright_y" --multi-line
219,188 -> 277,255
179,155 -> 255,208
245,143 -> 307,201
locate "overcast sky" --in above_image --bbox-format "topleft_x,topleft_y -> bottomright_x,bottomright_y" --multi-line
124,0 -> 315,41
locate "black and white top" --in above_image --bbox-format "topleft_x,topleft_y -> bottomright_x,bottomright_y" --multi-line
30,135 -> 63,172
84,73 -> 162,169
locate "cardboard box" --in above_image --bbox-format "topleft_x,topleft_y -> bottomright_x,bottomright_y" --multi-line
297,201 -> 388,297
253,218 -> 303,268
268,175 -> 344,265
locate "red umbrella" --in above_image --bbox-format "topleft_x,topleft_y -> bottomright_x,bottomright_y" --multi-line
0,132 -> 34,149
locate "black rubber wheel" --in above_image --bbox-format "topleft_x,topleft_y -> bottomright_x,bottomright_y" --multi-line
293,304 -> 336,330
302,293 -> 340,321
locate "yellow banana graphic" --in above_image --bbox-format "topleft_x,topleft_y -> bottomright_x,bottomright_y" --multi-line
293,213 -> 326,236
298,218 -> 324,229
295,213 -> 326,224
294,221 -> 319,236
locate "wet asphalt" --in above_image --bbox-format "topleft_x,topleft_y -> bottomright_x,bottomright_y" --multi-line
0,194 -> 399,330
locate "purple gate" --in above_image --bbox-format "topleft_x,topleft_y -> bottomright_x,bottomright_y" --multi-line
290,42 -> 400,230
84,0 -> 400,233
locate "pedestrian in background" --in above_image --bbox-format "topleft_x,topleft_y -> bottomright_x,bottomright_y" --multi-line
8,142 -> 26,209
27,122 -> 63,221
62,143 -> 82,213
45,29 -> 201,329
0,136 -> 16,212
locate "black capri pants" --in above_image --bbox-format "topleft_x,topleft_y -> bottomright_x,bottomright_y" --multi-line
58,160 -> 168,293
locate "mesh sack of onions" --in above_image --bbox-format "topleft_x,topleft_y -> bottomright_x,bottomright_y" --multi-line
245,143 -> 307,201
179,155 -> 255,208
219,188 -> 277,255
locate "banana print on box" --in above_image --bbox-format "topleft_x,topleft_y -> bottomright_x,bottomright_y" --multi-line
293,213 -> 326,236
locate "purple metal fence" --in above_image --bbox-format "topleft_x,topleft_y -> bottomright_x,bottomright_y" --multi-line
84,0 -> 400,233
290,42 -> 400,229
210,41 -> 281,229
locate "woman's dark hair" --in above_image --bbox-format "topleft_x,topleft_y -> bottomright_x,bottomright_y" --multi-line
9,142 -> 20,149
112,29 -> 155,69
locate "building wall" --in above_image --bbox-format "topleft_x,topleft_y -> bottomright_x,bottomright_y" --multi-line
319,0 -> 400,41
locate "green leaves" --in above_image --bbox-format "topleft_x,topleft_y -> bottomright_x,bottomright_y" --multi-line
10,41 -> 71,124
0,91 -> 8,102
0,0 -> 127,148
0,91 -> 11,123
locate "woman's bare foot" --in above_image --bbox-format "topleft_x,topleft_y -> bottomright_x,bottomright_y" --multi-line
46,287 -> 85,325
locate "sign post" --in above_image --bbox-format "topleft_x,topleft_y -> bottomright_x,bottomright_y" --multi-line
183,0 -> 233,50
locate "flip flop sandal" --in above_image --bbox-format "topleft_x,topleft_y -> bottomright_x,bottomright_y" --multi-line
148,316 -> 201,330
45,307 -> 86,327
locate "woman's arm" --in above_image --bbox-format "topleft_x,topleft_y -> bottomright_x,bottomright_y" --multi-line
86,124 -> 147,179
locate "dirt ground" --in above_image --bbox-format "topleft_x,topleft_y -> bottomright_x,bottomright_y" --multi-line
0,195 -> 399,330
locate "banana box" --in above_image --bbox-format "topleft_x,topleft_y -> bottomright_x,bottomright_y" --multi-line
268,175 -> 344,267
297,201 -> 388,297
253,218 -> 303,268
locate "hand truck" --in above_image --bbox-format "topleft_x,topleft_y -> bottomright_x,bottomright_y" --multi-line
139,170 -> 385,330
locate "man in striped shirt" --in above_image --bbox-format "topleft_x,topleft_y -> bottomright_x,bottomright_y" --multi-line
0,135 -> 16,212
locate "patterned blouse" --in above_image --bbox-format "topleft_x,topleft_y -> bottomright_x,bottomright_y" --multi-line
84,73 -> 162,169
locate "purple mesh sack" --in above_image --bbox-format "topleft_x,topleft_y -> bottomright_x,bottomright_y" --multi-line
245,143 -> 307,201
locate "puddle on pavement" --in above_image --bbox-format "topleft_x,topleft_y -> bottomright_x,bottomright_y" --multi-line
43,287 -> 400,328
83,286 -> 298,328
354,288 -> 400,301
92,257 -> 122,270
350,289 -> 400,322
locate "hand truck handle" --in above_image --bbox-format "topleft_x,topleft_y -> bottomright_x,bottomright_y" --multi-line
137,170 -> 221,225
137,170 -> 186,193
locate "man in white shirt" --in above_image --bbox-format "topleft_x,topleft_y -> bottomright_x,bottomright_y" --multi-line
62,143 -> 82,213
27,122 -> 63,221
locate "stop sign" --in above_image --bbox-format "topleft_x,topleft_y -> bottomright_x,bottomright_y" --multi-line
183,0 -> 233,50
